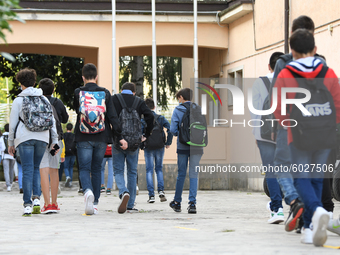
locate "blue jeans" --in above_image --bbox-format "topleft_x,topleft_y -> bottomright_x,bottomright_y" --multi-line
64,155 -> 76,181
273,129 -> 300,205
112,146 -> 139,209
257,140 -> 283,211
144,148 -> 165,196
101,157 -> 114,189
289,143 -> 330,228
17,162 -> 23,189
17,140 -> 47,206
174,153 -> 202,205
77,141 -> 106,204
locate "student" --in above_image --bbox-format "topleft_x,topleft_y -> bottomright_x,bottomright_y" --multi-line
1,124 -> 15,192
100,144 -> 114,195
7,68 -> 59,216
250,52 -> 286,224
73,63 -> 125,215
274,29 -> 340,246
111,82 -> 154,213
63,123 -> 77,188
143,98 -> 173,203
169,88 -> 203,214
38,78 -> 68,213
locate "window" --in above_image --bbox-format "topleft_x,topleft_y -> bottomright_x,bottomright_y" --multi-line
227,67 -> 243,110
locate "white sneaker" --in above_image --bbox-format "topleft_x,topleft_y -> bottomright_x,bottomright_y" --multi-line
7,185 -> 11,192
84,189 -> 94,215
65,176 -> 71,188
301,228 -> 313,244
93,204 -> 99,215
268,207 -> 284,224
136,186 -> 139,195
23,206 -> 32,217
32,198 -> 41,214
312,207 -> 329,246
327,215 -> 340,235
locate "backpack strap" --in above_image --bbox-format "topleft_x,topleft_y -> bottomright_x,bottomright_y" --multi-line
131,96 -> 141,110
260,77 -> 271,92
49,97 -> 57,107
116,93 -> 128,109
287,65 -> 329,80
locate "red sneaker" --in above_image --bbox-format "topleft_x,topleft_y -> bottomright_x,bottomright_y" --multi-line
41,204 -> 53,214
51,204 -> 60,213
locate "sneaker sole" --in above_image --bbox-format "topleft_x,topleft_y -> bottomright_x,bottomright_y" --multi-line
159,195 -> 167,202
118,193 -> 130,214
188,210 -> 197,214
148,200 -> 155,203
22,213 -> 32,217
32,206 -> 41,214
313,214 -> 329,246
85,193 -> 94,215
65,178 -> 71,187
268,216 -> 285,224
285,208 -> 304,232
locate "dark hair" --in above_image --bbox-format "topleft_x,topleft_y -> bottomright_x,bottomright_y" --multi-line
39,78 -> 55,96
292,15 -> 315,33
290,29 -> 315,54
66,123 -> 73,131
15,68 -> 37,87
121,82 -> 136,93
145,98 -> 155,110
176,88 -> 193,101
4,123 -> 9,132
269,52 -> 284,70
82,63 -> 97,80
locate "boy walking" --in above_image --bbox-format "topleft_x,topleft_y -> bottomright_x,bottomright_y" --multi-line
1,124 -> 16,192
63,123 -> 76,188
74,63 -> 125,215
143,98 -> 173,203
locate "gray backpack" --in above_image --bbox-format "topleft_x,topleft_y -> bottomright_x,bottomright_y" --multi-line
116,94 -> 142,151
260,77 -> 274,141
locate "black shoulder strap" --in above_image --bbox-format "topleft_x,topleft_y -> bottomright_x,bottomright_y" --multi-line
131,96 -> 140,110
117,94 -> 127,109
260,77 -> 271,92
279,54 -> 293,64
287,65 -> 329,79
181,102 -> 190,111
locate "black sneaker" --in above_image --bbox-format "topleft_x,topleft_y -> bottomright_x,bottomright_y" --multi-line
169,200 -> 181,212
127,207 -> 139,213
187,202 -> 197,214
147,196 -> 155,203
78,188 -> 83,195
296,217 -> 304,234
159,190 -> 167,202
118,192 -> 130,214
285,199 -> 304,232
19,188 -> 23,194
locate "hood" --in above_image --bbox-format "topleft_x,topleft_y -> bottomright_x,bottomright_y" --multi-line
286,57 -> 323,79
18,87 -> 43,97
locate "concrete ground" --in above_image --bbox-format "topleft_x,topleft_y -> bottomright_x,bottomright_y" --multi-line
0,182 -> 340,255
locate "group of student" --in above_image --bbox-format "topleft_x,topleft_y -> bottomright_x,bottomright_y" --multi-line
251,15 -> 340,247
5,63 -> 202,218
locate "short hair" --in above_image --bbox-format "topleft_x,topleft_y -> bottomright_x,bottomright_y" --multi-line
121,82 -> 136,93
269,52 -> 284,70
4,123 -> 9,132
39,78 -> 55,96
290,29 -> 315,54
66,123 -> 73,131
145,98 -> 155,110
175,88 -> 193,101
292,15 -> 315,33
82,63 -> 97,80
15,68 -> 37,87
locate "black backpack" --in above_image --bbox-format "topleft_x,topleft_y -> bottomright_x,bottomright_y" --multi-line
144,114 -> 166,150
64,132 -> 76,156
116,94 -> 142,151
3,134 -> 8,154
50,97 -> 64,141
179,103 -> 208,147
289,66 -> 337,151
260,76 -> 275,141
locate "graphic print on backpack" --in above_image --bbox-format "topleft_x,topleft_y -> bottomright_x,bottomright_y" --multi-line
145,115 -> 166,150
79,91 -> 106,134
179,103 -> 208,147
289,66 -> 337,151
21,96 -> 53,132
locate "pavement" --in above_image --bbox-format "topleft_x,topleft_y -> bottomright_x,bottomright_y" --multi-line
1,182 -> 340,255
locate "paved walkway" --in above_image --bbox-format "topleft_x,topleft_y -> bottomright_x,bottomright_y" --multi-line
0,182 -> 340,255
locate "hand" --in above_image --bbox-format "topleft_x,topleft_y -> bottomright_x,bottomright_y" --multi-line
8,146 -> 15,156
141,136 -> 146,142
51,143 -> 60,155
61,157 -> 65,163
120,139 -> 128,150
165,145 -> 170,149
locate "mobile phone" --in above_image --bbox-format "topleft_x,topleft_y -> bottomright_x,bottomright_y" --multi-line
50,144 -> 60,156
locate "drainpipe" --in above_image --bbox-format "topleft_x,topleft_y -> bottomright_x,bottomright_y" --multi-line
152,0 -> 157,109
112,0 -> 116,94
194,0 -> 198,103
284,0 -> 289,54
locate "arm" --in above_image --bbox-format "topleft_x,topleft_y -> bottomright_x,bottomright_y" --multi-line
170,108 -> 180,136
58,99 -> 69,124
105,92 -> 122,141
8,98 -> 21,155
326,69 -> 340,123
73,88 -> 80,114
141,101 -> 154,137
163,116 -> 173,146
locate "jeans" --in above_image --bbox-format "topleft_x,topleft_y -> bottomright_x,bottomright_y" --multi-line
77,141 -> 106,204
174,153 -> 202,204
112,146 -> 139,209
64,155 -> 76,182
257,140 -> 283,211
3,158 -> 15,187
289,143 -> 331,228
17,139 -> 47,206
101,157 -> 114,189
144,148 -> 165,196
17,162 -> 23,189
273,129 -> 300,206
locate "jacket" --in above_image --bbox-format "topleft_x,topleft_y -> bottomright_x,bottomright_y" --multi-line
8,87 -> 59,148
47,96 -> 69,125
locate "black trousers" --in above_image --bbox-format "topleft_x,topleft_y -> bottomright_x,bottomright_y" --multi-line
322,148 -> 335,212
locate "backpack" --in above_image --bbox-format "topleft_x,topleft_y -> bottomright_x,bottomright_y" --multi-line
144,114 -> 166,150
3,134 -> 8,154
50,97 -> 64,141
79,88 -> 106,134
104,144 -> 112,156
289,66 -> 337,151
20,96 -> 54,132
260,77 -> 274,141
179,103 -> 208,147
116,94 -> 142,151
64,132 -> 76,156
